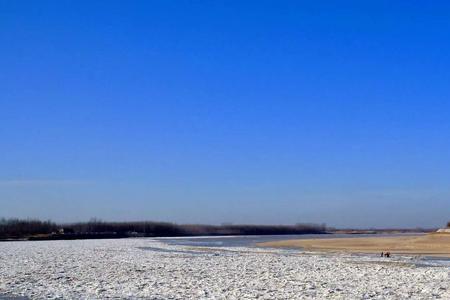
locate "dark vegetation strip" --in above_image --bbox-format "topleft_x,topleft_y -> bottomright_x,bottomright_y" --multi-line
0,218 -> 327,241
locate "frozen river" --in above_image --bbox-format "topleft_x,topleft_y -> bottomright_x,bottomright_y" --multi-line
155,233 -> 424,248
0,237 -> 449,299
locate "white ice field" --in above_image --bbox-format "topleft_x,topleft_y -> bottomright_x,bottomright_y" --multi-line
0,238 -> 449,299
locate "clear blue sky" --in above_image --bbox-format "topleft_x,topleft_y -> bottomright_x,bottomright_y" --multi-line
1,1 -> 450,228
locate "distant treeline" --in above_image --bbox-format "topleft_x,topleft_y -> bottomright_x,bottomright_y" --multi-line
0,218 -> 58,239
0,218 -> 327,240
447,221 -> 450,228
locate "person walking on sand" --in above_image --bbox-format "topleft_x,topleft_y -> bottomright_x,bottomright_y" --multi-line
380,252 -> 384,257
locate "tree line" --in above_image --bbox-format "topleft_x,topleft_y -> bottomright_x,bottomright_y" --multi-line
0,218 -> 327,240
0,218 -> 58,239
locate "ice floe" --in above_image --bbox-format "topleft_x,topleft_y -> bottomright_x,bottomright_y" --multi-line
0,238 -> 449,299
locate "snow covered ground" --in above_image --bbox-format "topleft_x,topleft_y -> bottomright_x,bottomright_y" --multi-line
0,238 -> 449,299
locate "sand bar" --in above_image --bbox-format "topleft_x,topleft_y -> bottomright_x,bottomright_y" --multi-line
258,233 -> 450,257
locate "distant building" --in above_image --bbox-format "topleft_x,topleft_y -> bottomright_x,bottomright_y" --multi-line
58,227 -> 75,234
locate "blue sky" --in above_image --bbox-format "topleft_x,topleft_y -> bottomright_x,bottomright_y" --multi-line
1,1 -> 450,228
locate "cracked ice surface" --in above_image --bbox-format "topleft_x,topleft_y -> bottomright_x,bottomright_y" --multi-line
0,238 -> 449,299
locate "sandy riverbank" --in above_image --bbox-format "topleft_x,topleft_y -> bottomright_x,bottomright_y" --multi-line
258,233 -> 450,257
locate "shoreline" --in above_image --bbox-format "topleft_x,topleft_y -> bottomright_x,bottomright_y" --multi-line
1,230 -> 433,243
257,233 -> 450,257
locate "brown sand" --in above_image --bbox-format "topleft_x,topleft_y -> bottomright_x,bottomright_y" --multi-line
258,233 -> 450,257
